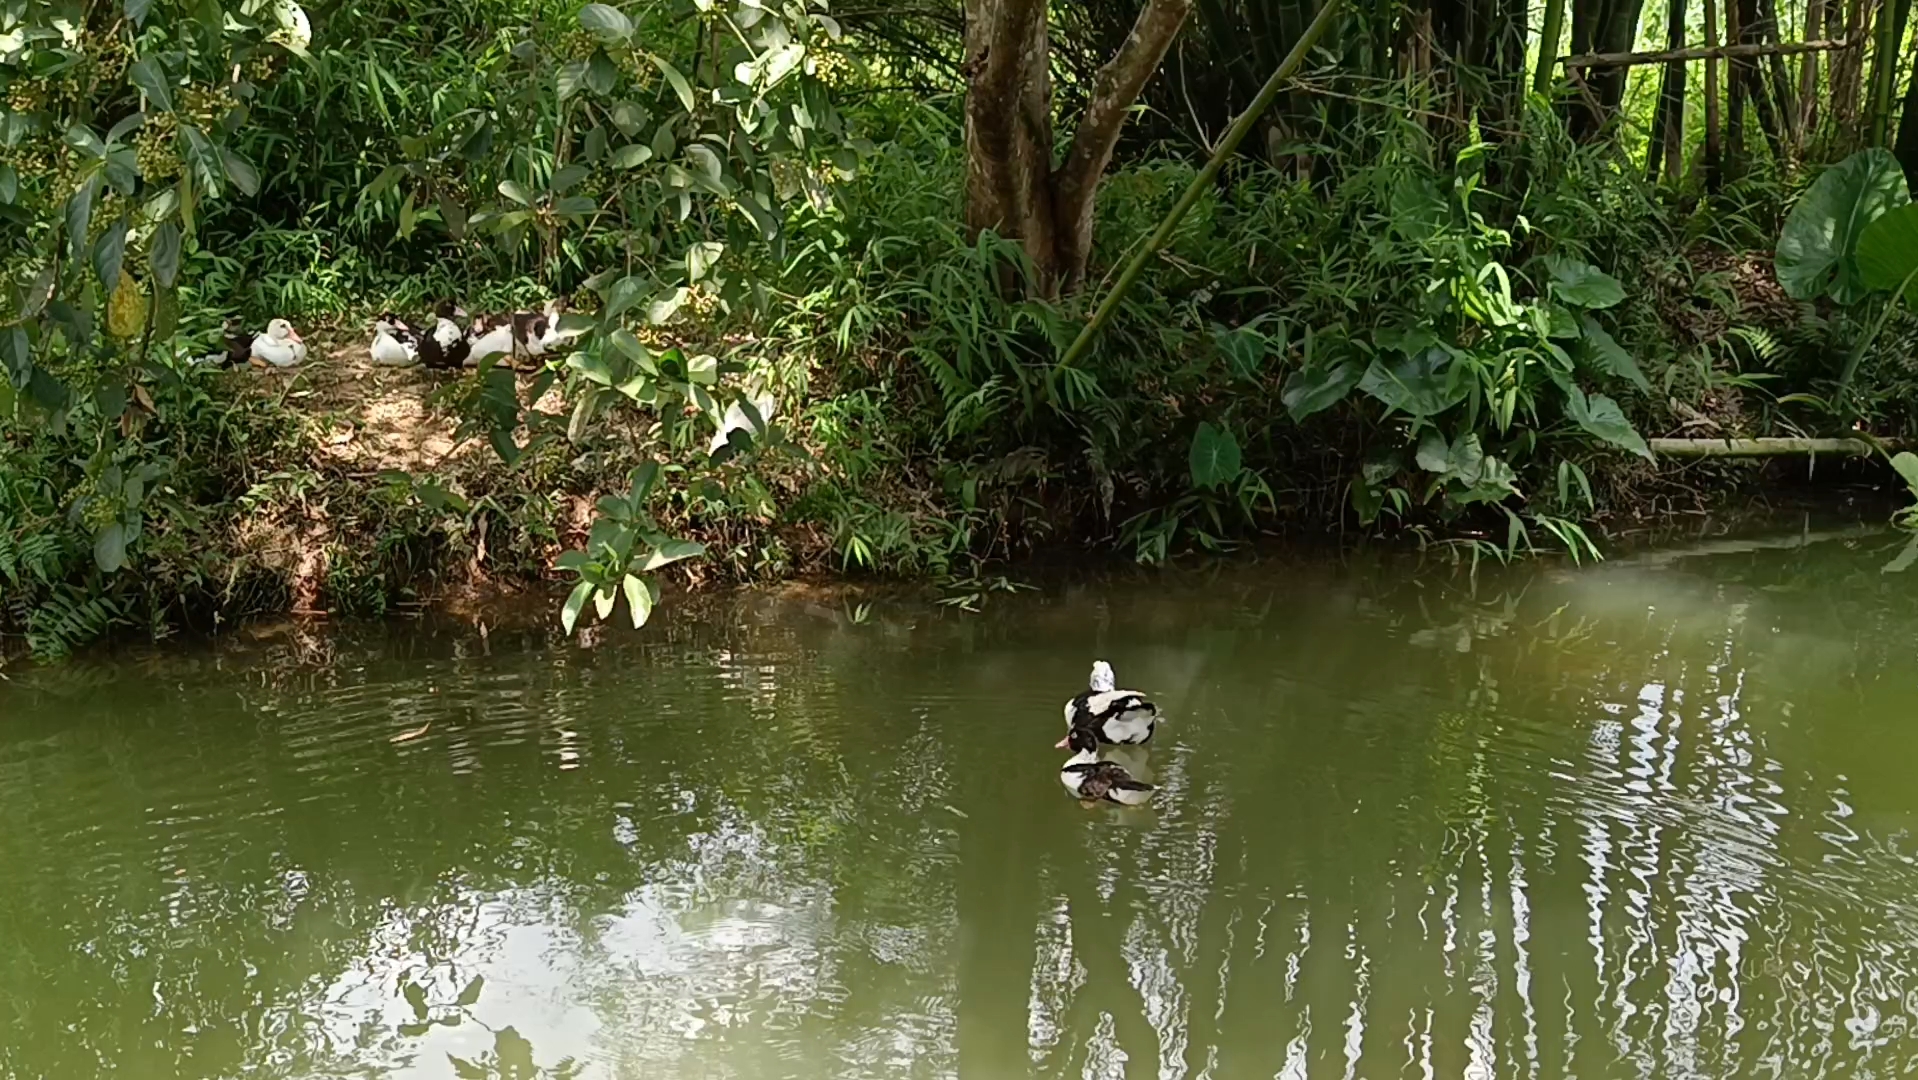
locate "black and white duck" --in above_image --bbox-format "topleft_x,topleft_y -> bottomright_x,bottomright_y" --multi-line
1058,726 -> 1156,806
1055,660 -> 1160,747
192,318 -> 254,368
463,299 -> 578,367
417,300 -> 471,370
370,312 -> 421,366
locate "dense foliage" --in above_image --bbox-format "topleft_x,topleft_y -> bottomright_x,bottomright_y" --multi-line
3,0 -> 1916,657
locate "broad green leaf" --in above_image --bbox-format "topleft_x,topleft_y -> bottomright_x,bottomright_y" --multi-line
149,221 -> 181,287
608,143 -> 653,169
106,270 -> 145,338
128,57 -> 171,110
1188,421 -> 1242,489
1280,360 -> 1361,421
561,580 -> 593,634
125,0 -> 153,24
0,163 -> 16,203
94,522 -> 128,573
611,101 -> 649,136
578,2 -> 632,40
602,275 -> 648,321
622,573 -> 655,627
557,58 -> 589,100
638,539 -> 703,571
1359,347 -> 1467,417
91,220 -> 128,293
1576,315 -> 1649,392
1546,255 -> 1626,309
1884,533 -> 1918,574
1891,451 -> 1918,495
567,348 -> 620,386
686,240 -> 723,282
550,164 -> 589,194
66,174 -> 100,260
220,149 -> 260,197
402,981 -> 428,1020
593,585 -> 617,620
646,287 -> 688,325
1564,386 -> 1651,459
586,51 -> 617,95
2,326 -> 32,389
651,55 -> 697,113
1542,303 -> 1580,339
686,353 -> 717,384
151,285 -> 178,341
497,179 -> 533,206
1857,203 -> 1918,306
1776,147 -> 1911,303
1213,323 -> 1267,381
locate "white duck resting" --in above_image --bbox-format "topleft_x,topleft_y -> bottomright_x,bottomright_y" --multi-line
709,391 -> 778,455
370,313 -> 420,366
1056,660 -> 1160,747
1058,726 -> 1156,805
250,319 -> 306,368
463,300 -> 578,367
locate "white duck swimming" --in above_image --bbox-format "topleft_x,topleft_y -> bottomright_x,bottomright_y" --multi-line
709,390 -> 778,455
1056,660 -> 1160,747
370,313 -> 421,366
1058,726 -> 1156,805
250,318 -> 306,368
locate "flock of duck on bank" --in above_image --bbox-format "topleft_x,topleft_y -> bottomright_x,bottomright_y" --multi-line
1058,660 -> 1161,807
193,298 -> 579,372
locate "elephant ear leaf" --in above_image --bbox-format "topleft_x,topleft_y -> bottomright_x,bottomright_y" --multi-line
1857,203 -> 1918,307
1776,147 -> 1911,304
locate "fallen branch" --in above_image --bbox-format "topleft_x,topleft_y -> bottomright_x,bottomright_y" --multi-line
1563,38 -> 1853,69
1649,436 -> 1893,457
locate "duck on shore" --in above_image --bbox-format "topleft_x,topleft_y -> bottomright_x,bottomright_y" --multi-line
417,300 -> 471,370
370,313 -> 421,366
249,319 -> 306,368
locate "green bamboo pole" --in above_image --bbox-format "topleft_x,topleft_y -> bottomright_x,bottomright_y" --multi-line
1535,0 -> 1569,93
1057,0 -> 1344,370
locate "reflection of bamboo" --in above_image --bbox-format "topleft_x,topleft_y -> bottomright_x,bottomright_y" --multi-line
1606,523 -> 1882,567
1649,436 -> 1899,456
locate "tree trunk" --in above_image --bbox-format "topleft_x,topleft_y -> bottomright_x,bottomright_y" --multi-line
1649,0 -> 1688,182
1799,0 -> 1828,136
1868,0 -> 1914,143
1706,0 -> 1723,186
1569,0 -> 1652,137
1898,36 -> 1918,181
964,0 -> 1196,297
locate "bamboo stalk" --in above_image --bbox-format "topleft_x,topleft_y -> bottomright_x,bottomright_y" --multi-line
1057,0 -> 1343,369
1535,0 -> 1569,92
1562,37 -> 1854,66
1706,0 -> 1723,186
1649,436 -> 1895,456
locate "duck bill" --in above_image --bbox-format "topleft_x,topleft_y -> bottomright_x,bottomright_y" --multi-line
288,328 -> 304,343
1054,735 -> 1070,748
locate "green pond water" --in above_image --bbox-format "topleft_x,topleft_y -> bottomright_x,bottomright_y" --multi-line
5,528 -> 1918,1079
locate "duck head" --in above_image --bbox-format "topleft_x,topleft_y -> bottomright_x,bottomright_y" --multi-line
1059,725 -> 1100,756
266,318 -> 302,344
433,299 -> 468,321
373,312 -> 402,335
1089,660 -> 1116,693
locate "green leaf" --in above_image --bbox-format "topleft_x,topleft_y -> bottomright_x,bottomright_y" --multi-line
1188,421 -> 1243,489
651,55 -> 697,113
1280,361 -> 1361,421
561,580 -> 594,634
66,174 -> 100,261
94,522 -> 129,573
638,539 -> 703,571
646,287 -> 688,325
1213,323 -> 1268,381
1891,451 -> 1918,495
2,326 -> 33,389
550,164 -> 590,194
622,573 -> 654,627
1857,203 -> 1918,306
128,57 -> 172,110
686,241 -> 724,282
608,143 -> 653,169
1776,147 -> 1912,303
686,352 -> 717,385
498,180 -> 533,206
1359,347 -> 1467,417
1564,386 -> 1651,459
603,275 -> 648,321
402,981 -> 428,1021
611,101 -> 649,136
1576,315 -> 1649,392
125,0 -> 153,24
1884,533 -> 1918,575
594,585 -> 617,620
557,59 -> 590,100
586,51 -> 617,96
0,163 -> 16,204
220,149 -> 260,197
91,220 -> 128,293
579,2 -> 633,39
149,221 -> 181,287
1546,255 -> 1626,309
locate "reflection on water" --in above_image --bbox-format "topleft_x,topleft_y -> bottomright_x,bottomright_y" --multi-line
4,531 -> 1918,1078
